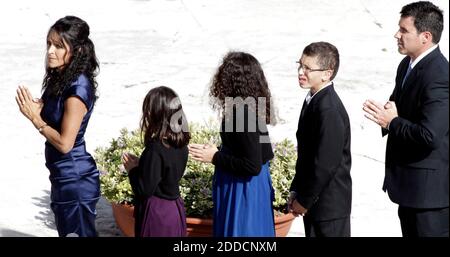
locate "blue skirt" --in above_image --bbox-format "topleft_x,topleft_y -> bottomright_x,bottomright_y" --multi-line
213,161 -> 275,237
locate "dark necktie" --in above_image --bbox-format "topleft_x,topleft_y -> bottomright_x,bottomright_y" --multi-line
401,64 -> 412,88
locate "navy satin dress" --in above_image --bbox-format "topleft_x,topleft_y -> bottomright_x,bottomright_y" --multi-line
41,74 -> 100,237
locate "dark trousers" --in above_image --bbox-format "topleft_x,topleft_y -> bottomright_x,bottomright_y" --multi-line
398,206 -> 449,237
303,216 -> 350,237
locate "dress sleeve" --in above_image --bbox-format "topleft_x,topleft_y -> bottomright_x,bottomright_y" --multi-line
64,75 -> 94,110
211,106 -> 272,177
212,130 -> 262,176
128,146 -> 163,199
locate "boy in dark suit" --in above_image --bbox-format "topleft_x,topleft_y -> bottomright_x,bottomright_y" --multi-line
363,1 -> 448,237
289,42 -> 352,237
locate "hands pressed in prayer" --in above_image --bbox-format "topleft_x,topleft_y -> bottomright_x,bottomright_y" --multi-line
363,99 -> 398,129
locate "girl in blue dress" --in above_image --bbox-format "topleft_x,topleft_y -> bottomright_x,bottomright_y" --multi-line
16,16 -> 100,237
189,52 -> 276,237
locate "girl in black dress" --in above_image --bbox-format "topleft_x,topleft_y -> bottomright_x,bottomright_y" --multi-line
122,86 -> 190,237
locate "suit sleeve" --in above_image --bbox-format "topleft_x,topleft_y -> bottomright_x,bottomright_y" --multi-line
381,93 -> 396,137
290,144 -> 301,192
388,76 -> 449,150
128,148 -> 163,199
296,108 -> 346,209
382,58 -> 407,138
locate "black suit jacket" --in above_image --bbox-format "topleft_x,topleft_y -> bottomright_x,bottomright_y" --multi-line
382,47 -> 449,209
290,84 -> 352,221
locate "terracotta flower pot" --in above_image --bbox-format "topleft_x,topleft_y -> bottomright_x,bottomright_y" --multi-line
111,202 -> 135,237
110,203 -> 214,237
274,212 -> 296,237
186,217 -> 213,237
111,203 -> 296,237
185,213 -> 296,237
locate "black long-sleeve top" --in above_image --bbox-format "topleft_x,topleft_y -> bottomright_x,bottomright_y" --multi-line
212,105 -> 274,177
128,140 -> 188,200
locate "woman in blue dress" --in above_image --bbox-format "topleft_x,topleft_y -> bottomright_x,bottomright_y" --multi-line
15,16 -> 100,237
189,52 -> 276,237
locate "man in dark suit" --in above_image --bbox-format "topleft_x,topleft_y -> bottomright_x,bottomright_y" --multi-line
363,1 -> 448,237
289,42 -> 352,237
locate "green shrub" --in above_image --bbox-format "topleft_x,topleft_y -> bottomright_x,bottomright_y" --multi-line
95,122 -> 296,218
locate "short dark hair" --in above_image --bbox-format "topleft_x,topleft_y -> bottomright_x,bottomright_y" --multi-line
141,86 -> 190,148
401,1 -> 444,44
303,41 -> 340,80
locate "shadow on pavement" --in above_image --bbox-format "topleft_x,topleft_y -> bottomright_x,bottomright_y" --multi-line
30,190 -> 122,236
31,190 -> 56,231
0,229 -> 36,237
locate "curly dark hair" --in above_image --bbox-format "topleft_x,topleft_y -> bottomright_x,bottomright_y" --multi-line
210,51 -> 274,124
42,16 -> 99,101
141,86 -> 190,148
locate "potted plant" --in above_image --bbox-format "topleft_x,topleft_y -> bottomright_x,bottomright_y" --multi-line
94,122 -> 297,237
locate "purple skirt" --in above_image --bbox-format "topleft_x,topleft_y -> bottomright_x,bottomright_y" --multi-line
134,195 -> 187,237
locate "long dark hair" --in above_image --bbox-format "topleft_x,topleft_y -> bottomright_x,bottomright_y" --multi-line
210,51 -> 274,124
42,16 -> 99,100
141,86 -> 190,148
